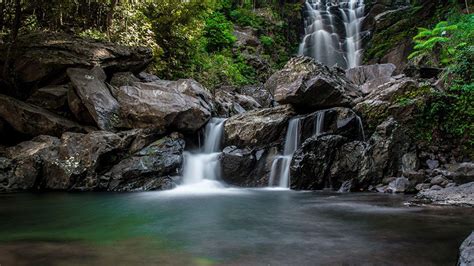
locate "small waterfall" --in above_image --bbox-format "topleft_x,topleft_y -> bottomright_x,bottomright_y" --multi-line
268,118 -> 302,188
181,118 -> 226,188
356,115 -> 366,141
298,0 -> 365,69
314,110 -> 326,136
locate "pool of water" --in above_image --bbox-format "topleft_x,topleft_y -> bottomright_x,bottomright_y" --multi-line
0,189 -> 472,265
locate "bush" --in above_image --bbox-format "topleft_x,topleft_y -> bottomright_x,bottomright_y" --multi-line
203,12 -> 236,52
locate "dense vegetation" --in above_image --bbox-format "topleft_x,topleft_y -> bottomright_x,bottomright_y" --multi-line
0,0 -> 302,90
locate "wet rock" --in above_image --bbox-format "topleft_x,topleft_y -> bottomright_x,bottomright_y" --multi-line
102,133 -> 185,192
300,107 -> 365,141
224,105 -> 295,147
445,163 -> 474,184
26,85 -> 70,114
346,63 -> 396,94
0,136 -> 60,192
42,131 -> 125,190
67,67 -> 122,131
338,179 -> 354,193
0,31 -> 152,95
386,177 -> 410,193
415,182 -> 474,207
290,135 -> 358,190
415,183 -> 430,191
458,232 -> 474,266
0,94 -> 87,138
430,175 -> 449,187
265,57 -> 361,111
430,185 -> 443,191
111,79 -> 213,132
220,146 -> 257,186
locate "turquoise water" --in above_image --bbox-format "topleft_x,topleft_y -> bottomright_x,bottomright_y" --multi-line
0,190 -> 473,265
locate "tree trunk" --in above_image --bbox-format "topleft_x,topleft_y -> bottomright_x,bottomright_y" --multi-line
106,0 -> 119,37
2,0 -> 21,81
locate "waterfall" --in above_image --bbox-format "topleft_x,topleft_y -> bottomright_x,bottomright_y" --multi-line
314,110 -> 326,136
298,0 -> 365,69
180,118 -> 226,189
268,118 -> 302,188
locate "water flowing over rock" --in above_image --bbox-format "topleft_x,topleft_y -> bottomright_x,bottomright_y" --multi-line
180,118 -> 227,189
265,57 -> 361,111
224,105 -> 295,147
298,0 -> 365,69
0,94 -> 87,139
0,32 -> 152,96
111,79 -> 213,132
268,118 -> 303,188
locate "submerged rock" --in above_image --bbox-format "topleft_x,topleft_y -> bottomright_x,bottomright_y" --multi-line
265,56 -> 361,111
224,105 -> 295,147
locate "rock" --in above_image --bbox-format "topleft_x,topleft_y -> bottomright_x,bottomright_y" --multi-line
0,94 -> 87,138
346,63 -> 396,94
26,85 -> 69,113
458,232 -> 474,266
41,131 -> 125,190
220,146 -> 257,186
415,183 -> 430,191
102,133 -> 185,192
224,105 -> 295,147
0,136 -> 60,192
386,177 -> 410,193
359,117 -> 411,186
430,175 -> 449,187
0,31 -> 153,95
240,85 -> 273,108
110,72 -> 140,87
402,152 -> 419,173
415,182 -> 474,207
67,67 -> 122,131
265,57 -> 361,111
234,26 -> 261,48
111,79 -> 213,132
445,163 -> 474,184
300,107 -> 365,141
137,72 -> 161,83
430,185 -> 443,191
67,87 -> 96,125
426,159 -> 440,170
291,135 -> 364,190
214,90 -> 261,117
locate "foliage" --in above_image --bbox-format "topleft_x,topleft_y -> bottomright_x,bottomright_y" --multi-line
203,12 -> 236,52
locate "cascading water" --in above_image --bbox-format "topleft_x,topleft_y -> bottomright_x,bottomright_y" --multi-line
268,118 -> 302,188
178,118 -> 227,191
314,110 -> 326,136
298,0 -> 365,69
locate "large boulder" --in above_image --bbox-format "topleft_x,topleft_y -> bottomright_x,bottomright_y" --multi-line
290,135 -> 367,190
240,85 -> 273,108
101,133 -> 185,192
459,232 -> 474,266
221,146 -> 256,186
0,31 -> 152,95
265,57 -> 361,111
224,105 -> 295,147
346,63 -> 396,94
41,131 -> 126,190
415,182 -> 474,207
0,136 -> 60,192
67,67 -> 122,131
0,94 -> 87,138
111,79 -> 213,132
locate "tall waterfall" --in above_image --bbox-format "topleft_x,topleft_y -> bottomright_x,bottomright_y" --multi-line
180,118 -> 226,190
268,118 -> 302,188
298,0 -> 365,69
